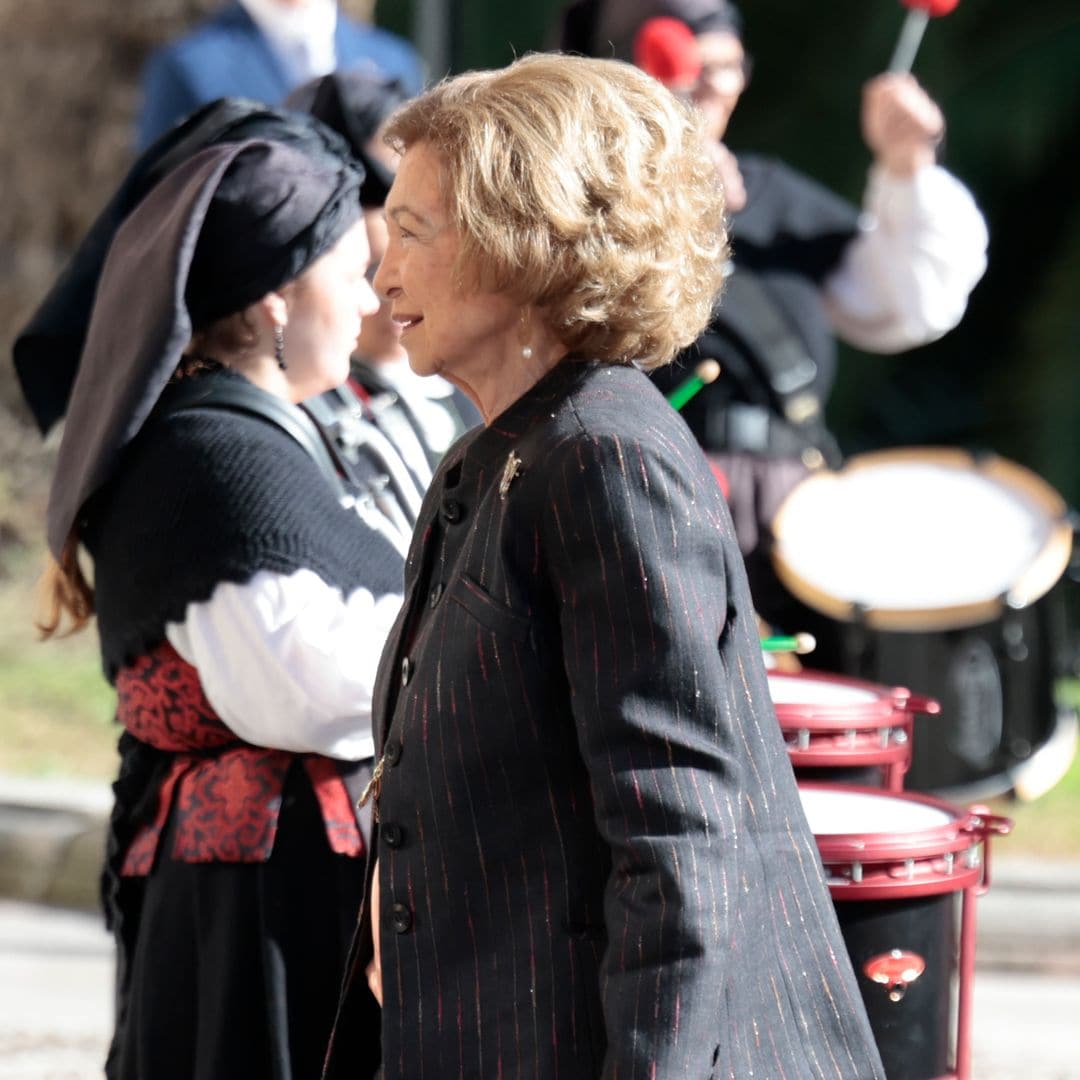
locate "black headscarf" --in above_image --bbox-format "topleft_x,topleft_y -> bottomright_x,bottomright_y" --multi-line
13,99 -> 359,435
284,71 -> 408,208
46,139 -> 362,559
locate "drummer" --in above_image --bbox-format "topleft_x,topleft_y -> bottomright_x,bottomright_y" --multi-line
558,0 -> 989,628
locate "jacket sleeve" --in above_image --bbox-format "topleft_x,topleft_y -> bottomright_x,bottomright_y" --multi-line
541,427 -> 750,1077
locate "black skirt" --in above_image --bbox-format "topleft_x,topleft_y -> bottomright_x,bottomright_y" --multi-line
105,761 -> 381,1080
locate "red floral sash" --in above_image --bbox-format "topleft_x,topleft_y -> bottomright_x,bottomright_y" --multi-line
116,641 -> 363,874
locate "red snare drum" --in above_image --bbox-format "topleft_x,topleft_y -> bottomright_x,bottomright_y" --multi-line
799,784 -> 1011,1080
768,670 -> 939,791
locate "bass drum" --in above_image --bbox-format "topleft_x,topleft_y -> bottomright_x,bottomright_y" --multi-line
770,448 -> 1078,800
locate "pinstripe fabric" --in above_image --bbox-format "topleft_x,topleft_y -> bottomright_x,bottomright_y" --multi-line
325,361 -> 884,1079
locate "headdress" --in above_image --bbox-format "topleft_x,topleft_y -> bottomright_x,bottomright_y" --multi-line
285,70 -> 409,208
46,139 -> 362,558
13,99 -> 359,434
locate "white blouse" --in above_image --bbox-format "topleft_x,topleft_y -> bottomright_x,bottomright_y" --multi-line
824,163 -> 989,353
166,567 -> 402,761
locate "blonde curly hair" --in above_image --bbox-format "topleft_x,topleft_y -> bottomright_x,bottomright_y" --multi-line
382,52 -> 729,370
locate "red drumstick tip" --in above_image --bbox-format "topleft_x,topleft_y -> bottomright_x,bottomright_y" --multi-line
900,0 -> 961,16
633,17 -> 702,91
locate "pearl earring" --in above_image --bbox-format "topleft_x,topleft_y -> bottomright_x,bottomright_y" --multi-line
519,308 -> 533,360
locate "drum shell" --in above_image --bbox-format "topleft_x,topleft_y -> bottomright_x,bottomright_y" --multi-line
836,895 -> 955,1080
800,784 -> 987,1080
787,585 -> 1069,795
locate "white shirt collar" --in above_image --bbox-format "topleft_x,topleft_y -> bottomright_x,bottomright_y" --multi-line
239,0 -> 338,82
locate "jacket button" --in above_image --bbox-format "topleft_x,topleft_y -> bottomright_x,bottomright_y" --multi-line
400,656 -> 413,686
390,902 -> 413,934
383,739 -> 402,767
382,822 -> 405,849
429,582 -> 444,608
441,499 -> 464,524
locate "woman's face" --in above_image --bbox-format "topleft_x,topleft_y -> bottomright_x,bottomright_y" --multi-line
282,218 -> 379,401
354,209 -> 407,364
374,142 -> 521,386
691,30 -> 748,143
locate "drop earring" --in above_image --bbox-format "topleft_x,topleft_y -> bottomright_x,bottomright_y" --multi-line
273,324 -> 287,372
519,309 -> 533,360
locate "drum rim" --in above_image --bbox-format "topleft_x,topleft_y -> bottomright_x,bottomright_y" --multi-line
771,447 -> 1074,631
798,781 -> 979,856
767,669 -> 908,725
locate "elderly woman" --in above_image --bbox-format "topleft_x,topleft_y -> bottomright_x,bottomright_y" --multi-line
289,70 -> 481,549
34,137 -> 399,1079
324,53 -> 884,1078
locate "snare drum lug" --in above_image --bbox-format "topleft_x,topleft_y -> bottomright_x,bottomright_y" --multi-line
963,844 -> 981,871
797,728 -> 811,750
965,805 -> 1015,893
903,857 -> 915,880
851,861 -> 863,883
844,728 -> 857,747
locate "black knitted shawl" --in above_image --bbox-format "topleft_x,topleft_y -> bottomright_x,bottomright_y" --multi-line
80,373 -> 406,681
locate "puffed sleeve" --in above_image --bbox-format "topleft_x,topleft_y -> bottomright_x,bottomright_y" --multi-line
541,428 -> 751,1076
824,163 -> 989,352
167,568 -> 402,760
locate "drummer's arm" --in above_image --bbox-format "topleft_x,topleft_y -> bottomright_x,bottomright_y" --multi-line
822,74 -> 988,353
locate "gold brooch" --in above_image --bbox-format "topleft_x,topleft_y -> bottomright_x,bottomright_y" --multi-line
499,451 -> 522,499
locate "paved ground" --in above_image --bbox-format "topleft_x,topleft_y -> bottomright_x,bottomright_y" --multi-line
2,894 -> 1079,1079
3,773 -> 1079,1077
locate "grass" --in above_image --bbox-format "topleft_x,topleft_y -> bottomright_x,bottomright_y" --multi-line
978,679 -> 1080,859
0,544 -> 118,779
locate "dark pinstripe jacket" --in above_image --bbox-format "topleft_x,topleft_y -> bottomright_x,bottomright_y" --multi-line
325,361 -> 884,1079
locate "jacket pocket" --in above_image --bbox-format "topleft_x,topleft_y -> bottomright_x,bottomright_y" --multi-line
447,574 -> 533,644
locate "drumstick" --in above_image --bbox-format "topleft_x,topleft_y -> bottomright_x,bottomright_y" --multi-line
760,632 -> 817,655
666,359 -> 721,411
888,0 -> 961,74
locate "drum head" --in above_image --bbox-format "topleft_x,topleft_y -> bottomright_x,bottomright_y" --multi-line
767,671 -> 882,708
771,448 -> 1073,630
799,786 -> 953,836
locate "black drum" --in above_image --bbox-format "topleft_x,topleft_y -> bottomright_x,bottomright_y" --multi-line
799,784 -> 1012,1080
771,448 -> 1078,799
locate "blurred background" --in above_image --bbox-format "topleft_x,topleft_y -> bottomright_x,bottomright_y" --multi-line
2,0 -> 1078,847
0,2 -> 1078,1076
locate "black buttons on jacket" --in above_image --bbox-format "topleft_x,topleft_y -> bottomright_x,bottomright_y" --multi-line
429,582 -> 444,608
441,498 -> 464,524
383,739 -> 402,767
382,822 -> 405,849
400,656 -> 413,686
390,902 -> 413,934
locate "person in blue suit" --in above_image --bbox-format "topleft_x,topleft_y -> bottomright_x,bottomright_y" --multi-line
137,0 -> 423,149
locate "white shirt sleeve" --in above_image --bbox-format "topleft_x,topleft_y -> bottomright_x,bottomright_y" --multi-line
823,163 -> 989,354
166,568 -> 402,761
